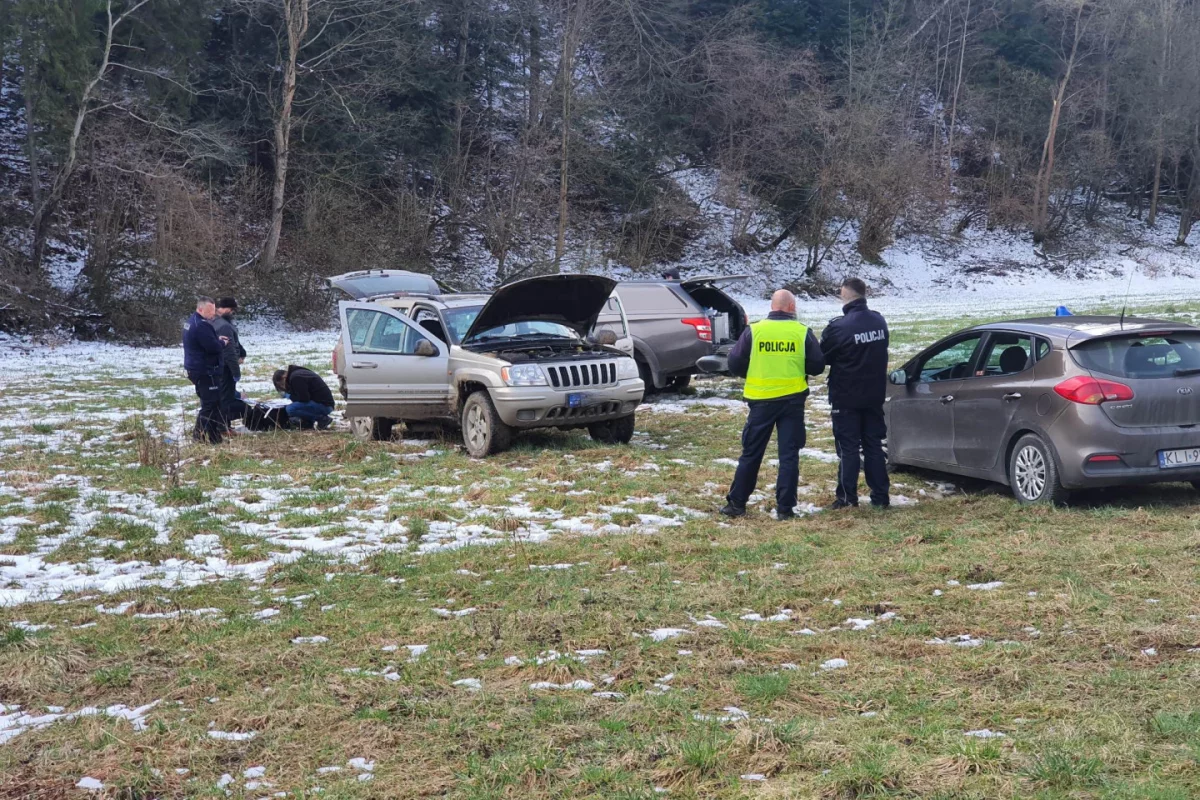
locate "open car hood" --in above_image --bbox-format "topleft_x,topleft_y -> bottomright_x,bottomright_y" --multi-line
326,269 -> 441,299
464,275 -> 618,342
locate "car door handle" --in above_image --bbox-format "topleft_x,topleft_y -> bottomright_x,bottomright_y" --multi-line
1003,392 -> 1022,401
352,361 -> 378,369
940,395 -> 955,404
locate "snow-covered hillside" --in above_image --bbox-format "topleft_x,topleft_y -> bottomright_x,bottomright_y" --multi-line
638,168 -> 1200,322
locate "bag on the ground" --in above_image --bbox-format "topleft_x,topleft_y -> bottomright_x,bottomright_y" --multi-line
243,402 -> 289,432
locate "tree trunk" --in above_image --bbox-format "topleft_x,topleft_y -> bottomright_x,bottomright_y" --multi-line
946,0 -> 970,188
555,2 -> 580,271
528,13 -> 541,128
1148,139 -> 1164,227
1177,125 -> 1200,245
1032,4 -> 1084,244
261,0 -> 309,273
21,38 -> 41,217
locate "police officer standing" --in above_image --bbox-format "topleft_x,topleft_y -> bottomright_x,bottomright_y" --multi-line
183,296 -> 228,444
721,289 -> 825,520
820,278 -> 890,509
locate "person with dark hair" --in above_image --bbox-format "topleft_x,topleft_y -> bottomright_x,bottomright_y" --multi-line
183,296 -> 228,444
272,366 -> 335,430
820,277 -> 890,509
209,296 -> 247,432
721,289 -> 826,520
660,267 -> 681,280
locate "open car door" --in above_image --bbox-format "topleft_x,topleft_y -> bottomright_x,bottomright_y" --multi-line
337,301 -> 453,420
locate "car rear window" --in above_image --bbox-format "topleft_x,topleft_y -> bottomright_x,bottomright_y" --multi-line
1071,333 -> 1200,379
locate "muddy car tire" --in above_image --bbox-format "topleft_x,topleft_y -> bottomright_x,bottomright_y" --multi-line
588,414 -> 636,445
462,391 -> 512,457
1008,434 -> 1068,506
350,416 -> 395,442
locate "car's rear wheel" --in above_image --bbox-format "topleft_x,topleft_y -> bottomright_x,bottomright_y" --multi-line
588,414 -> 636,445
1009,434 -> 1068,505
350,416 -> 395,442
462,390 -> 512,457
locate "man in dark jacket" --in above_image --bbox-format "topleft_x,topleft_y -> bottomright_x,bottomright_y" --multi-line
820,277 -> 890,509
721,289 -> 825,520
183,296 -> 228,444
210,297 -> 247,432
272,366 -> 335,430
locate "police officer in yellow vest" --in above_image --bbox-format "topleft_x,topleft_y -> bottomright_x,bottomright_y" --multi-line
721,290 -> 826,520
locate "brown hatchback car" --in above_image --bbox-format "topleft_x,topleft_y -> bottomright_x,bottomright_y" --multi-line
885,316 -> 1200,503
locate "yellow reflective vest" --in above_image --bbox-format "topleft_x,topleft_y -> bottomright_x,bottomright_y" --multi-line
743,319 -> 809,400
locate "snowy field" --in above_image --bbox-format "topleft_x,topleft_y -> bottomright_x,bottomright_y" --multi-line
2,289 -> 1200,798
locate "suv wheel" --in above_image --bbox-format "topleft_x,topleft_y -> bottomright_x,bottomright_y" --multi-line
588,414 -> 636,445
350,416 -> 395,442
462,391 -> 512,457
1008,434 -> 1068,505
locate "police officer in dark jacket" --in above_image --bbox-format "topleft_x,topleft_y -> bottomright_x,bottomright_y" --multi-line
721,289 -> 825,520
820,277 -> 890,509
183,296 -> 228,444
210,297 -> 247,432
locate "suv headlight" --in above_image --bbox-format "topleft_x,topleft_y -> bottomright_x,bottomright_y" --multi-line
501,364 -> 547,386
616,358 -> 640,380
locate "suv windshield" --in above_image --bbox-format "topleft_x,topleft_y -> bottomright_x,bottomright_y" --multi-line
1072,332 -> 1200,378
442,306 -> 580,344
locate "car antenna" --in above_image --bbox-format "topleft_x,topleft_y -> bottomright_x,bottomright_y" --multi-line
1118,264 -> 1136,331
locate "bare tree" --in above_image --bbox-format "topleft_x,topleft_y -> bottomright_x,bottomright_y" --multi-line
1032,0 -> 1090,244
27,0 -> 154,274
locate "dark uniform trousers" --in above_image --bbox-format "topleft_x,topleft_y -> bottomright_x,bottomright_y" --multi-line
188,370 -> 225,444
832,406 -> 889,507
218,365 -> 246,432
727,394 -> 807,513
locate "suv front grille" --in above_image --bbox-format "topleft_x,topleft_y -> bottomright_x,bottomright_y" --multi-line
546,361 -> 619,389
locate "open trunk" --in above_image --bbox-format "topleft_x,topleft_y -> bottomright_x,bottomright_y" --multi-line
679,276 -> 749,346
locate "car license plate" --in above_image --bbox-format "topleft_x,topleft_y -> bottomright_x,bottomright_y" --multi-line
568,393 -> 586,408
1158,447 -> 1200,469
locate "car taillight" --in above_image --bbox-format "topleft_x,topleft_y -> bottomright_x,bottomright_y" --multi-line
681,317 -> 713,342
332,347 -> 338,373
1087,454 -> 1122,463
1054,376 -> 1134,405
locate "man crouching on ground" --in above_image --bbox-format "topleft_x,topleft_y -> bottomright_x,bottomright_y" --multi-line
273,366 -> 335,430
721,289 -> 825,520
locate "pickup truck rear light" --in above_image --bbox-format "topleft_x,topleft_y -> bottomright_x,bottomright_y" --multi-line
332,347 -> 338,373
1054,376 -> 1133,405
681,317 -> 713,343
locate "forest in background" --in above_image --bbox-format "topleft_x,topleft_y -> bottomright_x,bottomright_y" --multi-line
2,0 -> 1200,339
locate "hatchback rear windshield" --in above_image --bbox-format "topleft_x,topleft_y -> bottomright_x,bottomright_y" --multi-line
1071,332 -> 1200,379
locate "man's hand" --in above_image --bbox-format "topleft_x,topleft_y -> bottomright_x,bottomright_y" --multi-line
219,336 -> 230,345
239,358 -> 245,364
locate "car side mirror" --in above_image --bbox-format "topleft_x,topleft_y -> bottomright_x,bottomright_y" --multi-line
889,369 -> 910,386
415,339 -> 438,357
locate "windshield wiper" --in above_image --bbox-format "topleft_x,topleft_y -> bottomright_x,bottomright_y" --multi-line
514,332 -> 575,340
1175,367 -> 1200,377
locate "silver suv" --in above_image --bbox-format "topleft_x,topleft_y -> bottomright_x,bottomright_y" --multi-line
332,275 -> 645,457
